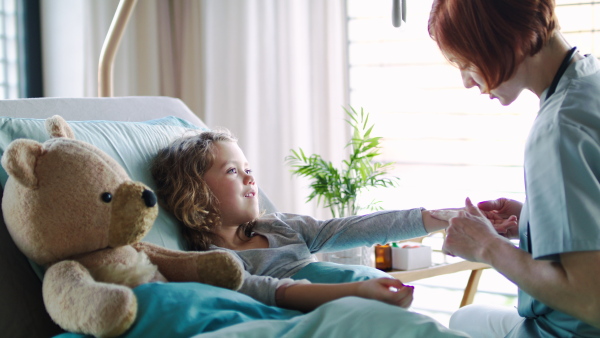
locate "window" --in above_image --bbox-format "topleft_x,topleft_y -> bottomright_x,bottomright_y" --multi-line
0,0 -> 18,99
0,0 -> 43,99
347,0 -> 600,211
347,0 -> 600,324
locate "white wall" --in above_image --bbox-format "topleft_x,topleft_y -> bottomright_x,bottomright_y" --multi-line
40,0 -> 86,97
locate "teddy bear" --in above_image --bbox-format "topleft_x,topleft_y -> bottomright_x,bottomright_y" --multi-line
1,115 -> 244,337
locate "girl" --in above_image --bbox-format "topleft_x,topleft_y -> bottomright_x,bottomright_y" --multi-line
151,130 -> 454,312
428,0 -> 600,336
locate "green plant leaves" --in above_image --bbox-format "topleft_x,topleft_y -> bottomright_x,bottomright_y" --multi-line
285,107 -> 400,217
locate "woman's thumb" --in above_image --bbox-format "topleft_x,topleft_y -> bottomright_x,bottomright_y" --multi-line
465,197 -> 483,216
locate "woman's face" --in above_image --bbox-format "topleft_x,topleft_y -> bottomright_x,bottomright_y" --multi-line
460,64 -> 526,106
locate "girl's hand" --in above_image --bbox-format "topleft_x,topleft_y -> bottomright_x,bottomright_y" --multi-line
356,277 -> 414,308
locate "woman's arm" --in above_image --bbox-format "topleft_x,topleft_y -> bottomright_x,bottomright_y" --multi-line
276,278 -> 413,312
487,241 -> 600,328
444,198 -> 600,328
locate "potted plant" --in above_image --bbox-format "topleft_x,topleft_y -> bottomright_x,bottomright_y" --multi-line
286,107 -> 400,266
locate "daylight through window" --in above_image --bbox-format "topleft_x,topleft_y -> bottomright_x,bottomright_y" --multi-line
0,0 -> 18,99
347,0 -> 600,210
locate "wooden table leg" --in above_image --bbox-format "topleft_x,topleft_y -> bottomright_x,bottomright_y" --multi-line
460,268 -> 484,307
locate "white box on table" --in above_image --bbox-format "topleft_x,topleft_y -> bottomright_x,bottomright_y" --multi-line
391,242 -> 432,270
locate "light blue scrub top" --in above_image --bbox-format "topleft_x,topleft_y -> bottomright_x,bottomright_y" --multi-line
507,55 -> 600,337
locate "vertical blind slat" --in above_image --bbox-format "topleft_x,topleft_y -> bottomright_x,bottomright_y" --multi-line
0,0 -> 19,99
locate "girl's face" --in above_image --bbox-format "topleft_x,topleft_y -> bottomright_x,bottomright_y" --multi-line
203,141 -> 260,227
459,64 -> 526,106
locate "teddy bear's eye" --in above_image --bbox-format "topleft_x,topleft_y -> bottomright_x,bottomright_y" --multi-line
101,192 -> 112,203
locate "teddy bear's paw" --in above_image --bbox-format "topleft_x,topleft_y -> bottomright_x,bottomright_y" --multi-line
43,261 -> 138,337
64,285 -> 137,338
98,289 -> 138,337
194,251 -> 244,290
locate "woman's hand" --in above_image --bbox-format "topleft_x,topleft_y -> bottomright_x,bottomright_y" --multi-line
477,198 -> 523,219
441,198 -> 513,263
432,199 -> 600,328
429,199 -> 519,238
356,278 -> 414,308
477,198 -> 522,239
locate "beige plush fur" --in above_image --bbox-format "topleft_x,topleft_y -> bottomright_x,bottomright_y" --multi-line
1,116 -> 244,337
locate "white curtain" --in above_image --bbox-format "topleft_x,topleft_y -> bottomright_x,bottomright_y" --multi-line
41,0 -> 350,216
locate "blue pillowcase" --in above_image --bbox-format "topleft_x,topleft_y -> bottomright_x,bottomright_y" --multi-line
291,261 -> 393,283
0,115 -> 204,252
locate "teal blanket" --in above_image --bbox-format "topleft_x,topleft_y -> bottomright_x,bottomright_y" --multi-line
55,281 -> 468,337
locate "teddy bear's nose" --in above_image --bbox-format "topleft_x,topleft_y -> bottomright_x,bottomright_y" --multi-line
142,189 -> 157,207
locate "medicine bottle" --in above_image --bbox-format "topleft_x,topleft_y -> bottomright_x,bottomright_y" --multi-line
375,244 -> 392,271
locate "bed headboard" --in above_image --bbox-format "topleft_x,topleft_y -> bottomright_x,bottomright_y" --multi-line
0,96 -> 202,122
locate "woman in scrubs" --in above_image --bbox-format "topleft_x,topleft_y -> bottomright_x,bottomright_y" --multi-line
428,0 -> 600,337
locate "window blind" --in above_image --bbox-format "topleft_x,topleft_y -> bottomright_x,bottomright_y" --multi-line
347,0 -> 600,210
0,0 -> 18,99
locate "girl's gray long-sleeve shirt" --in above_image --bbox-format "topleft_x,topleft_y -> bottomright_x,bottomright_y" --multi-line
210,208 -> 427,305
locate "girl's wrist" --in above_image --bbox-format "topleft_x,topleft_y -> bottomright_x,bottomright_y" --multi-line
421,209 -> 448,233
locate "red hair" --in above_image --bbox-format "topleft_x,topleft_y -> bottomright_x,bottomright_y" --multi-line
428,0 -> 558,90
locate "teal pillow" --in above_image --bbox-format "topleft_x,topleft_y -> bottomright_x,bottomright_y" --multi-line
0,116 -> 205,251
291,261 -> 393,283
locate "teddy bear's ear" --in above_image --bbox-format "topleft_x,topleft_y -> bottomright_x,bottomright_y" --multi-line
45,115 -> 75,139
1,139 -> 45,189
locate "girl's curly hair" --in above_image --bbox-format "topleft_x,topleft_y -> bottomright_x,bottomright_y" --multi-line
151,130 -> 255,251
